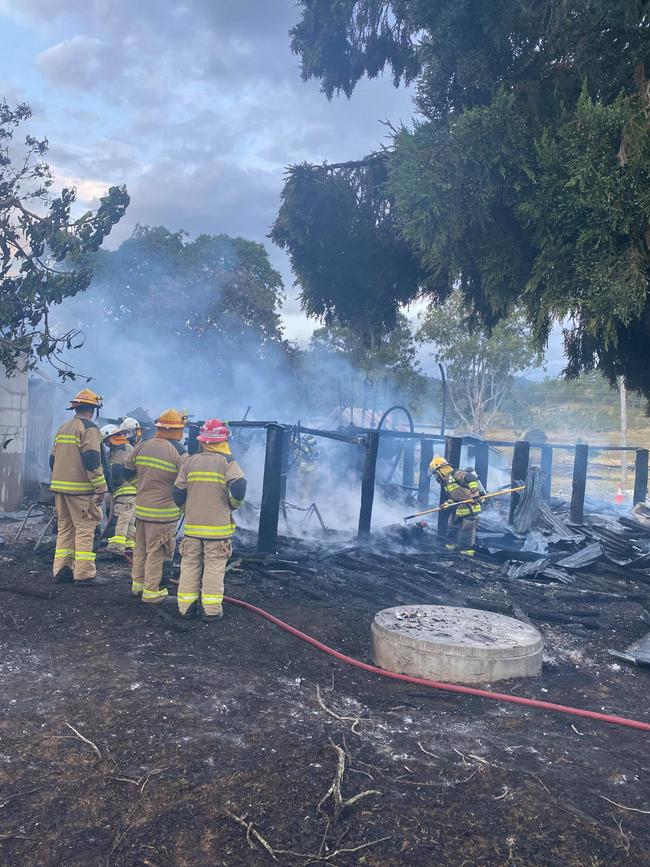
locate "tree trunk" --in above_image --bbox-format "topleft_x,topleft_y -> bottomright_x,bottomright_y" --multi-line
619,375 -> 628,488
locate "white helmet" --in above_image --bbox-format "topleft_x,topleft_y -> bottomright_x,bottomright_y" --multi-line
119,416 -> 140,434
100,423 -> 119,441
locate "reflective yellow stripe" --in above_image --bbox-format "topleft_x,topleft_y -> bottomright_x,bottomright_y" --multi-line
55,548 -> 74,557
114,485 -> 137,497
74,551 -> 96,561
125,539 -> 135,549
229,496 -> 243,508
55,435 -> 81,444
131,581 -> 144,593
184,523 -> 235,537
108,536 -> 127,544
51,480 -> 94,492
177,592 -> 199,602
187,471 -> 226,484
142,588 -> 169,600
135,504 -> 181,518
90,475 -> 107,488
135,455 -> 177,473
201,593 -> 223,604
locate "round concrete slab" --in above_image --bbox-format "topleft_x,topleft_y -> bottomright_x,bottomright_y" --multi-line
372,605 -> 543,684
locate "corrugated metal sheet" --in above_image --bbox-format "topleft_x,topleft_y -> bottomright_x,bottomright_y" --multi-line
0,367 -> 28,511
24,378 -> 56,496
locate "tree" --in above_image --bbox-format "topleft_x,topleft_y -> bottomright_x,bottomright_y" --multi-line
79,224 -> 286,351
270,159 -> 426,341
285,2 -> 650,398
417,292 -> 542,435
0,101 -> 129,378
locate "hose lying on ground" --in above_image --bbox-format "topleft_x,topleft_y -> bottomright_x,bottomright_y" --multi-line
224,596 -> 650,734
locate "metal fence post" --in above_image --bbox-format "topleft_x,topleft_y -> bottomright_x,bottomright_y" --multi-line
633,448 -> 649,505
257,424 -> 287,553
570,444 -> 589,524
418,439 -> 433,508
474,442 -> 489,490
402,441 -> 415,487
541,444 -> 553,501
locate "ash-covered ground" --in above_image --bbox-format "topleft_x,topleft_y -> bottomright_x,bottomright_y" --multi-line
1,512 -> 649,867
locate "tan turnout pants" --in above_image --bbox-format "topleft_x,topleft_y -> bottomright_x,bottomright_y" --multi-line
131,519 -> 176,603
53,493 -> 102,581
451,514 -> 479,551
177,537 -> 231,617
107,497 -> 136,554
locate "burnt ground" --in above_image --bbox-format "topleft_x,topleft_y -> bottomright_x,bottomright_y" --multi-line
1,520 -> 650,867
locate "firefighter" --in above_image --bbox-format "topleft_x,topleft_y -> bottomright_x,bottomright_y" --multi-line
173,418 -> 246,622
429,455 -> 482,555
101,421 -> 137,559
297,433 -> 319,502
124,408 -> 188,604
50,388 -> 108,584
120,416 -> 142,446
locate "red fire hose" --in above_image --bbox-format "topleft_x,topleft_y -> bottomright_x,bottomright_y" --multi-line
224,596 -> 650,733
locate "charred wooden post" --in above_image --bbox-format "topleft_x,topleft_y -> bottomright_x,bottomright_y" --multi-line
257,424 -> 288,553
509,440 -> 530,523
402,441 -> 415,487
541,444 -> 553,501
358,431 -> 380,538
570,443 -> 589,524
438,436 -> 462,537
474,442 -> 489,490
633,448 -> 649,505
418,439 -> 433,507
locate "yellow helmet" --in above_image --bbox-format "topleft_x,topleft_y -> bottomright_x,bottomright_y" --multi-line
429,454 -> 450,474
155,408 -> 188,430
68,388 -> 103,409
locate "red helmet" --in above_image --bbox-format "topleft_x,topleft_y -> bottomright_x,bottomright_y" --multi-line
197,418 -> 230,444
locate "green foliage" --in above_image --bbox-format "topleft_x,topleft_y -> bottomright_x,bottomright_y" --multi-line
417,291 -> 542,435
288,1 -> 650,399
270,160 -> 426,340
84,225 -> 286,351
0,101 -> 129,379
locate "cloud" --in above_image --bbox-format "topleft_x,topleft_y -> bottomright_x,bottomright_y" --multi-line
35,35 -> 105,91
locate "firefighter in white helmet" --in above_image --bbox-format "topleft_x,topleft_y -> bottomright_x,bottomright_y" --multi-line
102,421 -> 137,559
429,455 -> 482,555
120,416 -> 142,446
173,418 -> 246,621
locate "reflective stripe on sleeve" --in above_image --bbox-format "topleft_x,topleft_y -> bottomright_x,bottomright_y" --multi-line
51,480 -> 94,493
108,535 -> 127,545
90,475 -> 107,488
184,523 -> 235,538
55,434 -> 81,445
113,485 -> 137,497
135,455 -> 178,473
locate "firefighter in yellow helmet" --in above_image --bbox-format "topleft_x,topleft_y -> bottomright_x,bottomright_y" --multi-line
429,455 -> 482,555
50,389 -> 109,585
124,408 -> 188,603
173,418 -> 246,621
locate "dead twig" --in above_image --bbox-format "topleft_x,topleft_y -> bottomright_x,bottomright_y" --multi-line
315,685 -> 369,735
224,809 -> 278,861
417,740 -> 439,759
64,722 -> 102,760
107,823 -> 136,867
0,785 -> 47,809
318,742 -> 380,824
139,767 -> 167,794
600,796 -> 650,815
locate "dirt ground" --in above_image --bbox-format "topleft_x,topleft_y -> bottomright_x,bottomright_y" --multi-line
1,519 -> 650,867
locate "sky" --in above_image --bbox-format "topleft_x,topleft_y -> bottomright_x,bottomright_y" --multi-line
0,0 -> 565,374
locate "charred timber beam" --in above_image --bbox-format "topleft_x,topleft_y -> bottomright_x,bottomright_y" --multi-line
298,425 -> 365,445
418,439 -> 433,508
358,430 -> 380,538
541,444 -> 553,501
257,424 -> 288,553
474,442 -> 489,489
509,441 -> 530,523
570,444 -> 589,524
634,448 -> 649,505
438,436 -> 462,537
